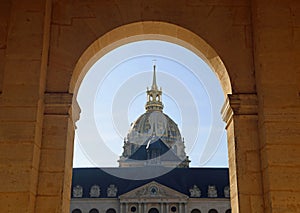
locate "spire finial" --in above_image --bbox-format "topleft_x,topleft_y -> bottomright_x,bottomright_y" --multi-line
145,61 -> 164,112
151,60 -> 158,90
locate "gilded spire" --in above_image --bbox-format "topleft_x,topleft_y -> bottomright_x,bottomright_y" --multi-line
145,63 -> 164,112
151,64 -> 158,90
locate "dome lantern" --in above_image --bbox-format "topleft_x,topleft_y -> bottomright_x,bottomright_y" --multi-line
145,64 -> 164,112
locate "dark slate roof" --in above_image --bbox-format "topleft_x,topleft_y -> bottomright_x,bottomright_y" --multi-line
128,138 -> 180,161
72,167 -> 229,199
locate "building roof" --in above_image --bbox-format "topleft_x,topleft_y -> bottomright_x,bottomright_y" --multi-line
127,138 -> 181,162
72,167 -> 229,199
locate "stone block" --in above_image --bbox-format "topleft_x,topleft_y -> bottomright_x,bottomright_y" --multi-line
3,59 -> 41,84
37,171 -> 64,196
233,6 -> 251,25
260,84 -> 298,107
46,48 -> 72,92
238,194 -> 251,212
246,151 -> 261,172
11,0 -> 43,11
35,195 -> 61,213
39,148 -> 66,172
0,121 -> 36,142
0,167 -> 38,194
292,4 -> 300,27
295,27 -> 300,49
262,121 -> 300,146
263,166 -> 300,192
2,84 -> 40,105
0,50 -> 5,91
261,144 -> 300,169
186,0 -> 249,6
256,5 -> 292,27
0,1 -> 11,35
266,190 -> 300,213
250,195 -> 264,213
6,34 -> 43,60
234,116 -> 260,151
258,55 -> 297,84
238,172 -> 262,195
8,9 -> 43,36
0,192 -> 35,212
261,107 -> 300,122
0,142 -> 40,169
257,27 -> 293,52
0,106 -> 38,121
42,115 -> 69,149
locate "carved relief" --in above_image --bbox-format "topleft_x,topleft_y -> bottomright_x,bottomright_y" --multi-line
107,184 -> 118,197
224,186 -> 230,198
207,185 -> 218,198
189,185 -> 201,197
73,185 -> 83,198
89,185 -> 100,197
135,187 -> 147,196
149,186 -> 159,196
134,184 -> 166,197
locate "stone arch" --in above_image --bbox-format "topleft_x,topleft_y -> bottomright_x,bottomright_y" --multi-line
72,209 -> 82,213
148,208 -> 159,213
69,21 -> 232,97
68,21 -> 262,213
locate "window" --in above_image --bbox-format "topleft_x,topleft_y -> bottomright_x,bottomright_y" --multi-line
191,209 -> 201,213
148,208 -> 159,213
131,206 -> 137,212
72,209 -> 82,213
171,206 -> 177,212
89,209 -> 99,213
149,186 -> 158,195
208,209 -> 218,213
106,208 -> 116,213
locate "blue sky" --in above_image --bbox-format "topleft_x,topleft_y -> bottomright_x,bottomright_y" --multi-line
73,40 -> 228,168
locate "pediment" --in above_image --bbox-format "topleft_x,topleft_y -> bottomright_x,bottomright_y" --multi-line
119,181 -> 188,200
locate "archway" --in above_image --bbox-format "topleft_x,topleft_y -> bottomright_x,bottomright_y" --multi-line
70,20 -> 231,207
148,208 -> 159,213
68,21 -> 260,213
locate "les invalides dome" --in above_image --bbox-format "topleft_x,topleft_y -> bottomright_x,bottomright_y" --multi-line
119,65 -> 190,168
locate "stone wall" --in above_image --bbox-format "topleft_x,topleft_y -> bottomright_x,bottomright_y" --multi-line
0,0 -> 299,212
252,0 -> 300,212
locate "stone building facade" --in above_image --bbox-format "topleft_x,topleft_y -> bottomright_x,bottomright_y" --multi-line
70,168 -> 231,213
0,1 -> 299,212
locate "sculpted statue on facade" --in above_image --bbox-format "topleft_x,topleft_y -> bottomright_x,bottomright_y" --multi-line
73,185 -> 83,198
189,185 -> 201,197
90,185 -> 100,197
207,185 -> 218,198
224,186 -> 230,198
107,184 -> 118,197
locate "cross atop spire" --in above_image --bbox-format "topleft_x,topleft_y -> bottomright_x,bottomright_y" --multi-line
145,63 -> 164,112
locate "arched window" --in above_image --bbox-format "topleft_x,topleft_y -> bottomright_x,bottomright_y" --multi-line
191,209 -> 201,213
171,206 -> 177,212
148,208 -> 159,213
225,209 -> 231,213
89,208 -> 99,213
208,209 -> 218,213
72,209 -> 82,213
131,206 -> 137,212
106,208 -> 117,213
